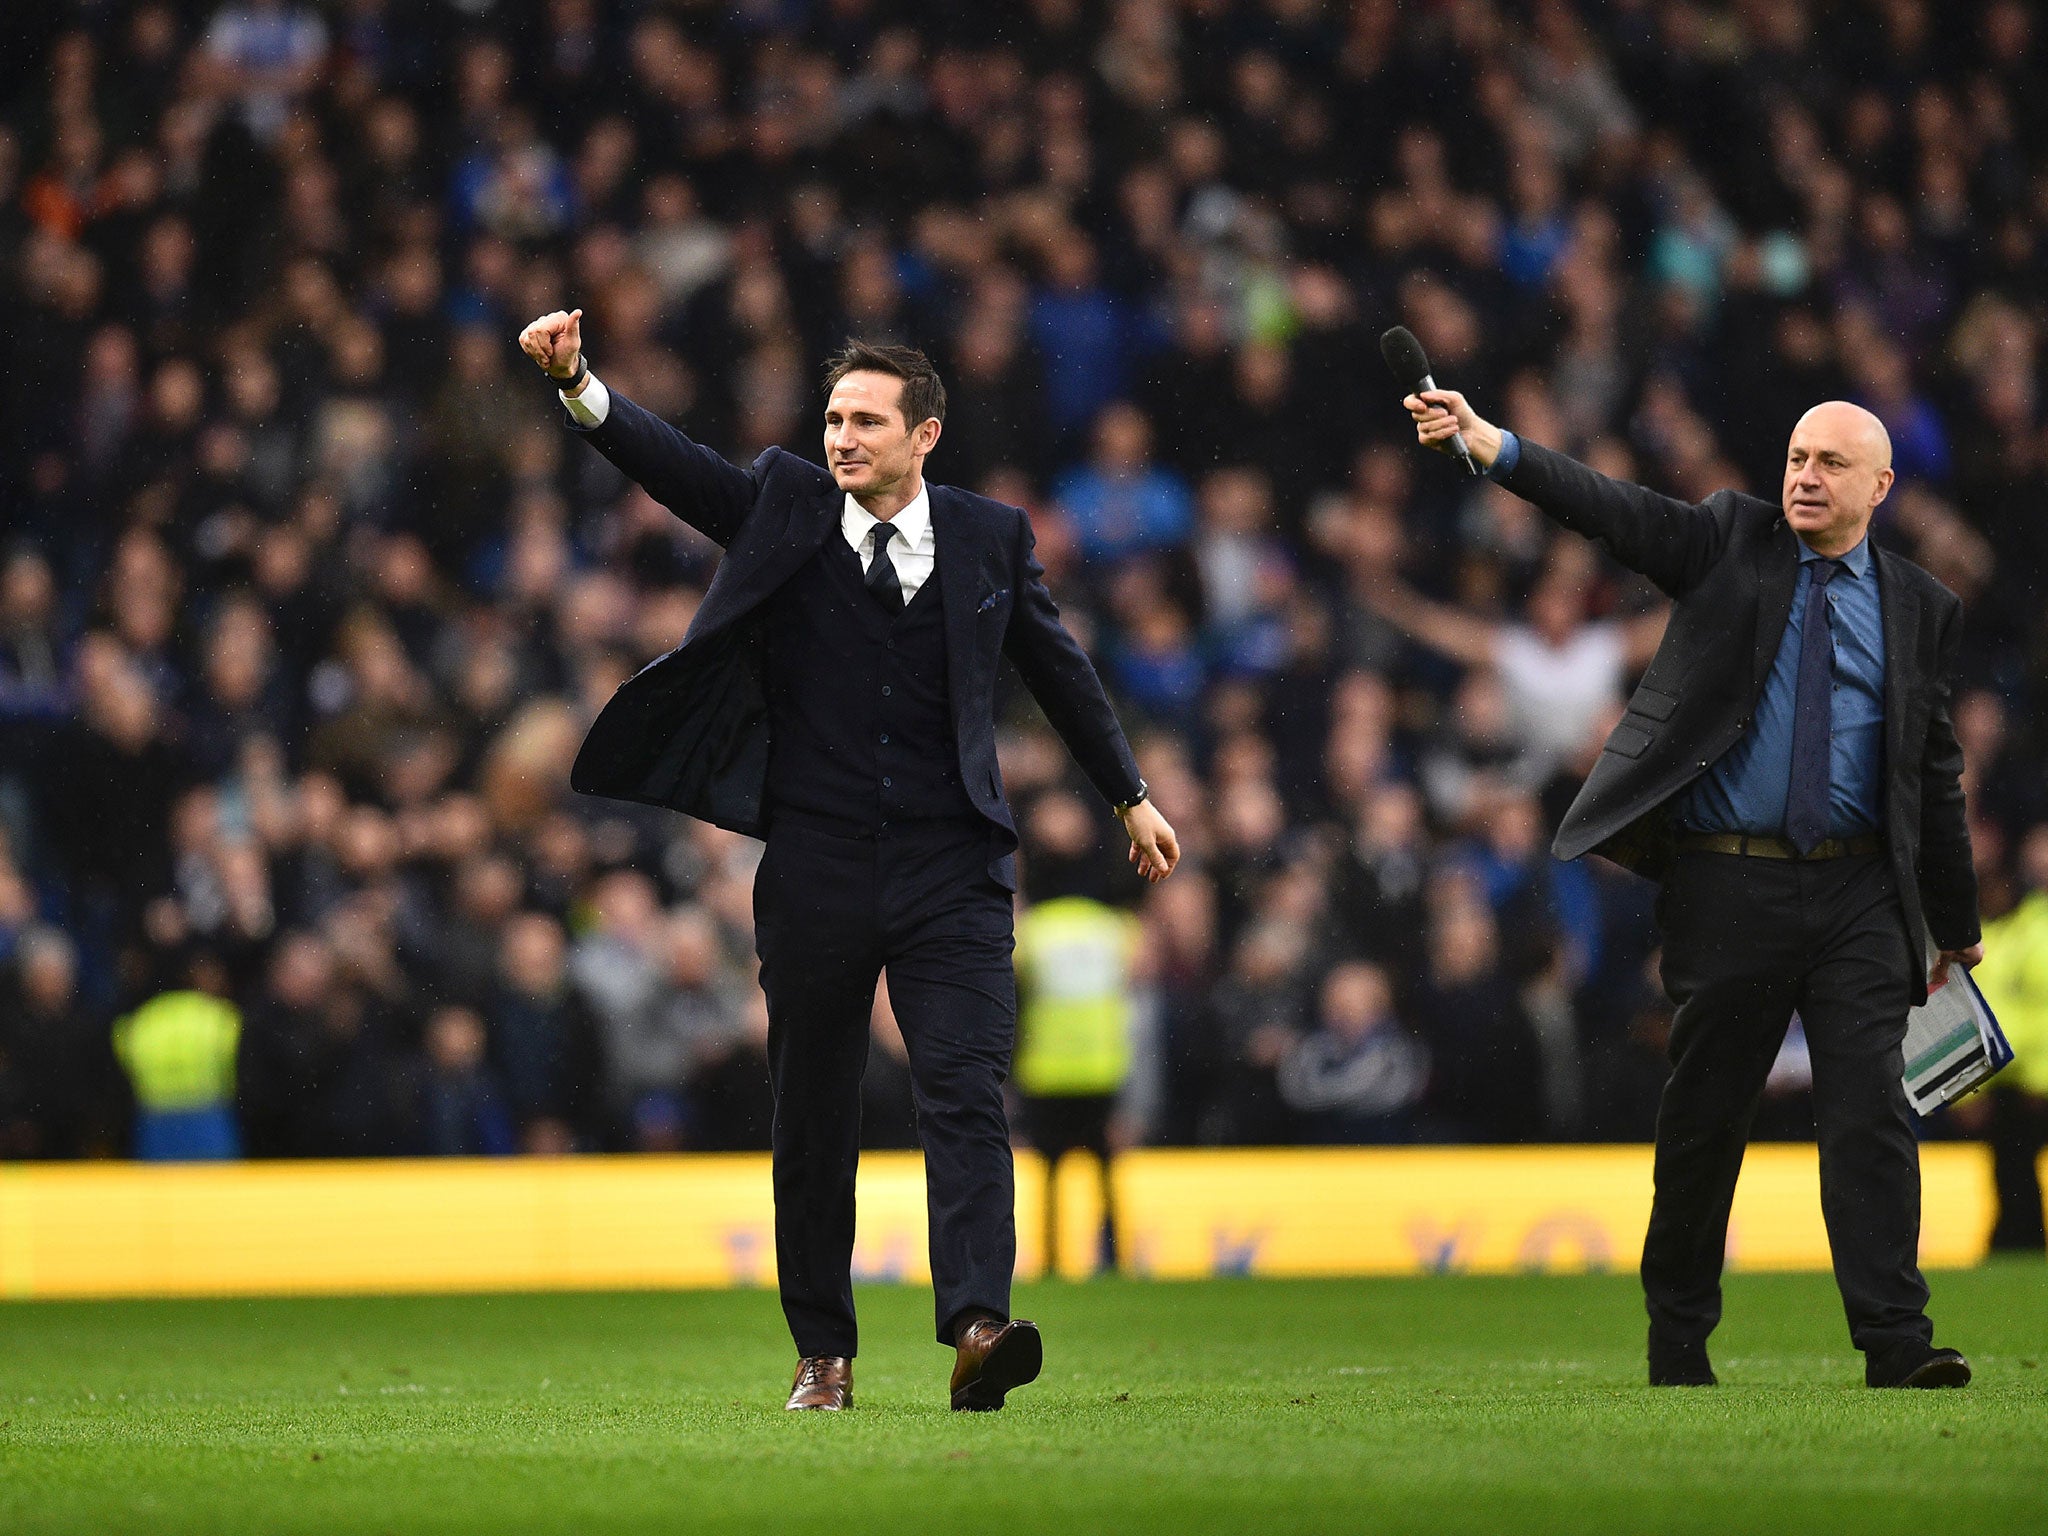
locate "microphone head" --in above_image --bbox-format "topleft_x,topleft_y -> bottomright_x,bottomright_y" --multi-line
1379,325 -> 1432,390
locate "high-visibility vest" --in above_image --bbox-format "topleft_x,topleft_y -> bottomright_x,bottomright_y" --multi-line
1012,896 -> 1140,1097
1974,893 -> 2048,1098
112,990 -> 241,1111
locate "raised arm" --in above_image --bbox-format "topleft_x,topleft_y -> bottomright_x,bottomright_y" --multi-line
1407,389 -> 1730,598
518,308 -> 754,548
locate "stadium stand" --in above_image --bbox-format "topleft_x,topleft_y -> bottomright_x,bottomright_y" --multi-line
0,0 -> 2042,1159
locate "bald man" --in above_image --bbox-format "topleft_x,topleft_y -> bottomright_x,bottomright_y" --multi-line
1406,390 -> 1980,1390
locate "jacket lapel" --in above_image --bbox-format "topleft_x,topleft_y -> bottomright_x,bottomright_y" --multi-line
1750,519 -> 1800,693
1875,546 -> 1917,779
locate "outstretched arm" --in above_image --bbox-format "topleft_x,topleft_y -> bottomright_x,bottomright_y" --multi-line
518,308 -> 755,548
1406,389 -> 1729,598
1354,567 -> 1500,669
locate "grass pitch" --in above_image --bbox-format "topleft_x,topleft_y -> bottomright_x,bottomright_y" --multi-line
2,1268 -> 2044,1534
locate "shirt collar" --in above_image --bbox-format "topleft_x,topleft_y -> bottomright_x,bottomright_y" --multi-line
1798,534 -> 1871,578
843,483 -> 933,554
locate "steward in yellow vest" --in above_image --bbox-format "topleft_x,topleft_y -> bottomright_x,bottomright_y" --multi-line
113,950 -> 241,1161
1970,867 -> 2048,1252
1014,895 -> 1142,1098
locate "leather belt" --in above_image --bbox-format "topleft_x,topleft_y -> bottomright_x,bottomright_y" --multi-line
1675,831 -> 1884,861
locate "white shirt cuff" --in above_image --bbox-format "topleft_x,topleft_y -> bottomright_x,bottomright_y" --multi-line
560,372 -> 610,427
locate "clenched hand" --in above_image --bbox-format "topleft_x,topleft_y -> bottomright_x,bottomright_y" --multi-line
518,309 -> 584,381
1404,388 -> 1504,470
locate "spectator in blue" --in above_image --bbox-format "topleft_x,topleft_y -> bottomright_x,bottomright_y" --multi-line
200,0 -> 328,144
1192,467 -> 1294,677
0,547 -> 69,722
1499,159 -> 1573,290
416,1004 -> 516,1157
1853,338 -> 1951,485
1053,402 -> 1193,564
1111,596 -> 1206,722
8,0 -> 2048,1173
1450,785 -> 1602,989
450,106 -> 576,243
1277,960 -> 1430,1144
1030,233 -> 1135,439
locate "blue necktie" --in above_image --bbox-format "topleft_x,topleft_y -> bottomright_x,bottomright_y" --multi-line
1784,558 -> 1842,854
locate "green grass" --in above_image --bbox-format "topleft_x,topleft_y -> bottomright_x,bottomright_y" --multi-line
2,1268 -> 2045,1534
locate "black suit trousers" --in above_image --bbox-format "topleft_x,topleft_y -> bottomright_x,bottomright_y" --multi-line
1643,851 -> 1932,1361
752,816 -> 1017,1356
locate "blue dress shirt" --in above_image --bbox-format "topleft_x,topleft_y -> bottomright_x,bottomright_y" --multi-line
1679,536 -> 1886,839
1489,433 -> 1887,840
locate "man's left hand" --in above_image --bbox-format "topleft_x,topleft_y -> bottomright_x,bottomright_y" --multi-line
1121,800 -> 1180,883
1930,942 -> 1985,990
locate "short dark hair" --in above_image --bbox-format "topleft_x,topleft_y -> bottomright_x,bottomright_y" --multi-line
822,339 -> 946,427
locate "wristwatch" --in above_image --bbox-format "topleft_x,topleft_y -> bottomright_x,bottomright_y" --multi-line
1112,781 -> 1149,817
556,354 -> 589,392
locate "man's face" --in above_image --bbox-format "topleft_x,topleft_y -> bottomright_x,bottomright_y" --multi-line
1781,402 -> 1894,554
823,371 -> 933,498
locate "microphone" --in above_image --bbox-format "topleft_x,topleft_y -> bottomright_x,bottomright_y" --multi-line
1380,325 -> 1479,476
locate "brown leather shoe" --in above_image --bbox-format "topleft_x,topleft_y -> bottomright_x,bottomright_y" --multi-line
949,1318 -> 1042,1412
785,1355 -> 852,1411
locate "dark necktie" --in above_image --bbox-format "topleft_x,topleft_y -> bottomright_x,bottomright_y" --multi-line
864,521 -> 904,613
1784,558 -> 1842,855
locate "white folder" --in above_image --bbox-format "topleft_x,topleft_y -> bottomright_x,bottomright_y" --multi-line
1902,936 -> 2014,1114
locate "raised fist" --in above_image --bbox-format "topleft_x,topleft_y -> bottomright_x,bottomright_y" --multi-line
518,308 -> 584,380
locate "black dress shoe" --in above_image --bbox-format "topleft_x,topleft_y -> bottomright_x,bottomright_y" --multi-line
1648,1342 -> 1717,1387
950,1318 -> 1042,1411
1867,1345 -> 1970,1389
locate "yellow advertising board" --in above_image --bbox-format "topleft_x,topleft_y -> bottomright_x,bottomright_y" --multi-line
0,1144 -> 2001,1301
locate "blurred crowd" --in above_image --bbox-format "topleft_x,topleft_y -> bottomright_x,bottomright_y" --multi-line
2,0 -> 2046,1162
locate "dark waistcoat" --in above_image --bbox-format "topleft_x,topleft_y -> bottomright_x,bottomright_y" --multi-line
760,534 -> 979,834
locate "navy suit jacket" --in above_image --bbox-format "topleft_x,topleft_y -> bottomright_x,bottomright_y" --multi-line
1501,439 -> 1978,1001
564,389 -> 1144,888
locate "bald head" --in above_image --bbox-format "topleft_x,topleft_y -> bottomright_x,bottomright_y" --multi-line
1794,401 -> 1892,468
1782,400 -> 1895,556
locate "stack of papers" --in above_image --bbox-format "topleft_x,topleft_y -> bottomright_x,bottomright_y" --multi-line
1902,946 -> 2015,1114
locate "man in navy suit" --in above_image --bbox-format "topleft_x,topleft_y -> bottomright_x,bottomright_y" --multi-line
518,309 -> 1179,1412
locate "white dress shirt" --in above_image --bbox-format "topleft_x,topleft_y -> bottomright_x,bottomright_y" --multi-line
841,485 -> 933,605
559,371 -> 612,427
563,371 -> 934,603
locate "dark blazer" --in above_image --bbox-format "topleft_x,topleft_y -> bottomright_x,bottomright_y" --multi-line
1501,440 -> 1978,1000
564,390 -> 1143,884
